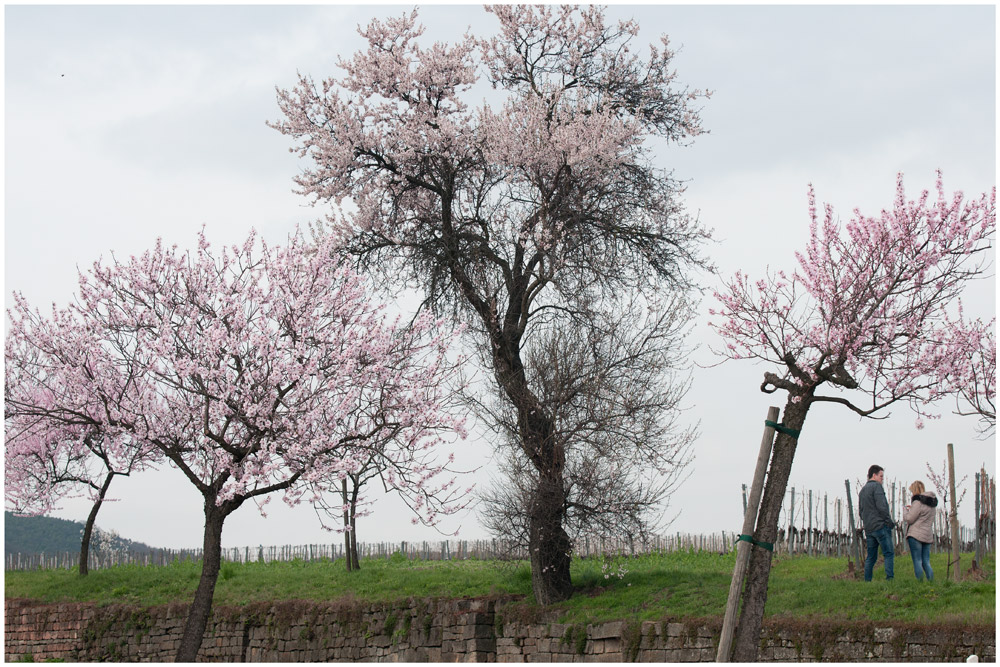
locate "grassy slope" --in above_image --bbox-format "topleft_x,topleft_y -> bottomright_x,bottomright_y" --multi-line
4,550 -> 994,627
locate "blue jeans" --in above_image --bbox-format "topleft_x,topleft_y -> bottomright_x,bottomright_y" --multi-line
864,525 -> 894,581
906,537 -> 934,581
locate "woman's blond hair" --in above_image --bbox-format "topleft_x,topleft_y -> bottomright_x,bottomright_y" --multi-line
910,480 -> 925,496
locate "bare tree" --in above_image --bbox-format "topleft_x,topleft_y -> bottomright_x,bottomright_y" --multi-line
478,293 -> 697,553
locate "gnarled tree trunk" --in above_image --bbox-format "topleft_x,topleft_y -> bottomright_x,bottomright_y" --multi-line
495,330 -> 574,604
528,471 -> 574,604
731,397 -> 810,661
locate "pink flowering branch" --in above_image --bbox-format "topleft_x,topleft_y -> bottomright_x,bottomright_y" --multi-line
936,312 -> 995,434
6,298 -> 160,575
710,172 -> 994,661
712,172 -> 995,421
5,228 -> 469,660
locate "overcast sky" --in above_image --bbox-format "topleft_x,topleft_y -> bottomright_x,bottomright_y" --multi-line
5,4 -> 996,550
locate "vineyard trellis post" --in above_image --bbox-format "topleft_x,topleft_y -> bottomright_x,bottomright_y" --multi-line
947,443 -> 962,582
985,469 -> 997,555
808,490 -> 813,556
975,472 -> 982,565
823,493 -> 829,557
717,406 -> 779,663
891,484 -> 899,554
845,479 -> 862,576
788,487 -> 796,554
991,473 -> 997,554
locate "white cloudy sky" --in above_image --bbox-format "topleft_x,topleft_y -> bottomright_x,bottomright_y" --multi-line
5,4 -> 996,550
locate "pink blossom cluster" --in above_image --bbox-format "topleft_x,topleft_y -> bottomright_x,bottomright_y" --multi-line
933,310 -> 995,430
6,228 -> 469,526
710,172 -> 995,421
6,295 -> 161,516
270,5 -> 709,258
5,416 -> 98,516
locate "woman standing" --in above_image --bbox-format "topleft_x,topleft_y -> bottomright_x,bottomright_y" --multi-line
903,481 -> 938,582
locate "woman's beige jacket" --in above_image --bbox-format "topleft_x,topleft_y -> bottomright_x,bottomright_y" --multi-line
903,491 -> 938,544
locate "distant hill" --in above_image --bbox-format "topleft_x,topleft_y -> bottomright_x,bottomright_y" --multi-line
4,512 -> 157,555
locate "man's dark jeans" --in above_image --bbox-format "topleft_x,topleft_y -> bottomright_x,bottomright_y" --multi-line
864,525 -> 894,581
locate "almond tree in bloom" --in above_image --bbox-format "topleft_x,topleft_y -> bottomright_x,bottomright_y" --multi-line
3,418 -> 155,576
940,314 -> 995,434
5,229 -> 467,661
271,5 -> 709,604
711,173 -> 995,661
6,301 -> 161,576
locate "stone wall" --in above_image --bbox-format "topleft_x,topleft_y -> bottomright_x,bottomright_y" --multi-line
493,614 -> 995,662
5,597 -> 994,662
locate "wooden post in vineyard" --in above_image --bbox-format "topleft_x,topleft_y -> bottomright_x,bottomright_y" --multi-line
975,472 -> 982,565
836,498 -> 842,558
947,443 -> 961,582
717,406 -> 779,662
991,473 -> 997,554
823,493 -> 828,557
845,479 -> 862,575
987,470 -> 996,554
788,487 -> 796,554
808,490 -> 813,556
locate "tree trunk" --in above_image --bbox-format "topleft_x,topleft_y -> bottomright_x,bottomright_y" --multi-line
341,479 -> 355,572
78,472 -> 116,576
731,396 -> 810,662
528,471 -> 574,604
176,500 -> 232,662
349,478 -> 360,570
489,330 -> 574,604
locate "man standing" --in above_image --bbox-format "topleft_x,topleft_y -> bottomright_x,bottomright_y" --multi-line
858,464 -> 895,581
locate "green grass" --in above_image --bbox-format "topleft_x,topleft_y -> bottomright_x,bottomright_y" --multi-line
5,550 -> 994,628
4,554 -> 528,608
762,553 -> 996,625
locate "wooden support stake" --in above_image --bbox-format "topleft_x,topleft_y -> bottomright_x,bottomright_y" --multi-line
975,472 -> 982,565
716,406 -> 779,662
808,490 -> 814,556
789,487 -> 796,554
845,479 -> 862,572
948,442 -> 962,582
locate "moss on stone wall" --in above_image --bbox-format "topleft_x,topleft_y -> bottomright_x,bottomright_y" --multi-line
4,597 -> 995,663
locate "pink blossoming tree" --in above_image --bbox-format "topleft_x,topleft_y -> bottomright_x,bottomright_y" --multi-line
711,172 -> 995,660
6,299 -> 161,576
940,313 -> 995,434
271,4 -> 709,604
5,229 -> 468,661
3,417 -> 155,576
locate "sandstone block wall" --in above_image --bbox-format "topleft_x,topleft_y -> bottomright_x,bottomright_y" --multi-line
5,597 -> 994,662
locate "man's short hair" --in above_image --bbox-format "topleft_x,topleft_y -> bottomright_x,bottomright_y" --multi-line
868,464 -> 884,480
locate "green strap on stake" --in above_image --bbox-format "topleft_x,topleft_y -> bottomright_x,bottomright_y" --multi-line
765,419 -> 801,439
737,534 -> 774,551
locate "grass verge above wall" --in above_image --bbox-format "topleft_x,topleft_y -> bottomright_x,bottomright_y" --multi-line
5,550 -> 993,628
